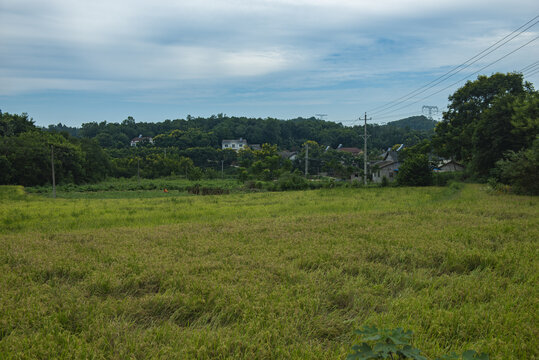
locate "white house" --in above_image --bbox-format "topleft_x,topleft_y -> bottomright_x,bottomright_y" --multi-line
222,138 -> 248,151
130,135 -> 154,147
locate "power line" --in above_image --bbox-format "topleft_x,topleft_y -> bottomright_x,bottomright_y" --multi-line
369,15 -> 539,116
524,67 -> 539,78
373,35 -> 539,118
523,66 -> 539,76
373,111 -> 424,121
519,60 -> 539,72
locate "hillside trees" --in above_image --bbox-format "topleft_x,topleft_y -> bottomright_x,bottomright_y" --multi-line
0,112 -> 36,136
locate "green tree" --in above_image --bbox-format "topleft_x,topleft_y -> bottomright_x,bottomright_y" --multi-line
0,112 -> 36,136
510,91 -> 539,150
495,137 -> 539,195
432,73 -> 531,163
397,153 -> 433,186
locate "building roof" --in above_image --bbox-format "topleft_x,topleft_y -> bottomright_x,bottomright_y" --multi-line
222,138 -> 248,144
279,150 -> 297,159
439,159 -> 463,167
375,160 -> 399,169
131,136 -> 152,142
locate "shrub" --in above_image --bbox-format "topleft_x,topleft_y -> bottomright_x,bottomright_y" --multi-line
397,154 -> 433,186
347,326 -> 488,360
277,172 -> 308,191
494,138 -> 539,195
187,167 -> 203,181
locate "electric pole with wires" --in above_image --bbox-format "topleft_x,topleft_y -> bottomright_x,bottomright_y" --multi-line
361,113 -> 371,185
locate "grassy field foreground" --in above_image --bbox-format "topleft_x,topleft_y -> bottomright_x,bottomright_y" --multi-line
0,185 -> 538,359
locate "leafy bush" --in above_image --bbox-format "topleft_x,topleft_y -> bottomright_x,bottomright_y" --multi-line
187,167 -> 203,181
494,138 -> 539,195
347,326 -> 488,360
397,154 -> 433,186
277,172 -> 308,191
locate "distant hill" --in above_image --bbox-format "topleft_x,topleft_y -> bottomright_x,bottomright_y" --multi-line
387,116 -> 437,131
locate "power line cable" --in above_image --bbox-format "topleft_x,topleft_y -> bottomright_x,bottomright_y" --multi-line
519,60 -> 539,72
369,15 -> 539,115
524,67 -> 539,78
523,65 -> 539,76
373,35 -> 539,118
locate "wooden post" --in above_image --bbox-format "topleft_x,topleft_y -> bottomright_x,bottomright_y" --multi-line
51,145 -> 56,198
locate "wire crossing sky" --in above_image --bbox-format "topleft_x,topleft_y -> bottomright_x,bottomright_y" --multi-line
1,0 -> 538,126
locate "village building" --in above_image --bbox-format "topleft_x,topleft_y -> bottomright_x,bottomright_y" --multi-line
222,138 -> 248,151
279,150 -> 298,161
130,135 -> 154,147
372,149 -> 401,183
434,159 -> 465,172
337,147 -> 363,156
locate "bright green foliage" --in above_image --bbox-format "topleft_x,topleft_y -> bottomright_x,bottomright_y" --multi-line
0,112 -> 36,136
348,327 -> 489,360
241,143 -> 291,181
347,326 -> 427,360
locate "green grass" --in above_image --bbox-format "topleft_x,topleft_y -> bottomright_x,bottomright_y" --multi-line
0,184 -> 537,359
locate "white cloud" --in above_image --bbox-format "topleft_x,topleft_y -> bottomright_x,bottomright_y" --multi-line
1,0 -> 538,119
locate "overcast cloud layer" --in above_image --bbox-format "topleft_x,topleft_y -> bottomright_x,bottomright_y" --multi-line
1,0 -> 538,126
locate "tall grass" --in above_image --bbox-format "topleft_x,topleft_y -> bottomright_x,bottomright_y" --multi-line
0,185 -> 537,359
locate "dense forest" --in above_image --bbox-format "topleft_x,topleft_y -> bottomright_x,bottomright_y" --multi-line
45,114 -> 435,151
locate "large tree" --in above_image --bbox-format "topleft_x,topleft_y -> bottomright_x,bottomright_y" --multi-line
432,72 -> 535,177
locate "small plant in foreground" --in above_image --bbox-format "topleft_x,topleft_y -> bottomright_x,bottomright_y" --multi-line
347,326 -> 488,360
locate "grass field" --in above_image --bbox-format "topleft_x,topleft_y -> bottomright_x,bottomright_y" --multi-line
0,184 -> 538,359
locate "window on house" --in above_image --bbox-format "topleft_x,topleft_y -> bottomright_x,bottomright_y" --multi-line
232,144 -> 236,148
225,144 -> 228,147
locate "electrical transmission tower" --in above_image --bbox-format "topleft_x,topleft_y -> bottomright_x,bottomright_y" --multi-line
422,105 -> 439,120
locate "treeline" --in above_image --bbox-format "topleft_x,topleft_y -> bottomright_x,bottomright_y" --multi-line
46,115 -> 435,151
0,111 -> 436,187
0,112 -> 110,186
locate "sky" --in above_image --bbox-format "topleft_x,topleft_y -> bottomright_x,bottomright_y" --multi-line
1,0 -> 538,127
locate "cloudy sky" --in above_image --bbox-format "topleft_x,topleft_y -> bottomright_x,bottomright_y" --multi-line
1,0 -> 538,127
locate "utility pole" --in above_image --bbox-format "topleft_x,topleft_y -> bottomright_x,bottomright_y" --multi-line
51,145 -> 56,198
137,158 -> 140,184
361,113 -> 371,185
221,160 -> 224,178
305,143 -> 309,177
